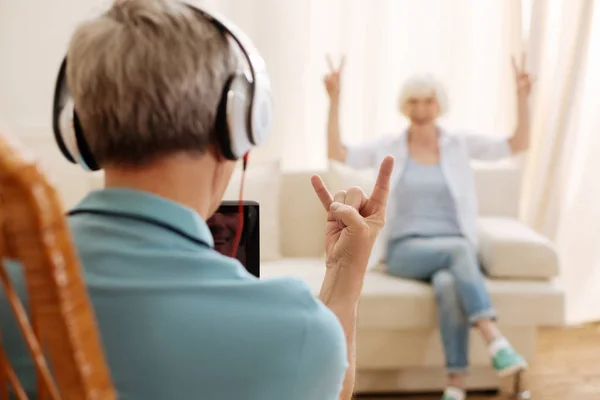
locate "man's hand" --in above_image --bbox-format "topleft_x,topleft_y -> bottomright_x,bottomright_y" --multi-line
324,54 -> 345,101
311,156 -> 394,275
512,53 -> 533,99
312,156 -> 393,400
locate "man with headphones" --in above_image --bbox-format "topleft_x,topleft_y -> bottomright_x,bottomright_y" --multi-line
0,1 -> 393,399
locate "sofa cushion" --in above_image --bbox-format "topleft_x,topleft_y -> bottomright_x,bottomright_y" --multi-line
325,160 -> 522,218
261,259 -> 565,328
325,160 -> 376,193
224,161 -> 281,261
478,217 -> 559,280
278,172 -> 327,258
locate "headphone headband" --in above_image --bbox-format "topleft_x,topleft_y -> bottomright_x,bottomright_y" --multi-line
191,6 -> 268,96
194,7 -> 264,81
52,1 -> 273,170
191,5 -> 273,147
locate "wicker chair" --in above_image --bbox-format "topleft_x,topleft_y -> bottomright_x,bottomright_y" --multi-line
0,131 -> 116,399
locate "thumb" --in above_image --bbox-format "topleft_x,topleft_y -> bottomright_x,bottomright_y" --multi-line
330,202 -> 365,231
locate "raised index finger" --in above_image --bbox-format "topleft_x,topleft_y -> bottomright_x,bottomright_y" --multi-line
368,156 -> 394,208
338,55 -> 346,72
311,175 -> 334,211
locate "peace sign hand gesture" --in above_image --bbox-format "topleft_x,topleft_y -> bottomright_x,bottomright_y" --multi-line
311,156 -> 394,274
512,52 -> 534,99
323,54 -> 345,101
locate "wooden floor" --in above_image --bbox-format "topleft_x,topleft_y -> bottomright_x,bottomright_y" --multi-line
359,323 -> 600,400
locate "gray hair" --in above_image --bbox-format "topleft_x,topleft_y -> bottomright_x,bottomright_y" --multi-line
397,74 -> 449,116
66,0 -> 237,167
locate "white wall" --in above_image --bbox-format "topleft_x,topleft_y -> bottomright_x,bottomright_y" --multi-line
0,0 -> 109,130
0,0 -> 112,207
0,0 -> 290,208
0,0 -> 295,169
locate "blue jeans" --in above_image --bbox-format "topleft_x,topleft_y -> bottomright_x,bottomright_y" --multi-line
386,236 -> 496,374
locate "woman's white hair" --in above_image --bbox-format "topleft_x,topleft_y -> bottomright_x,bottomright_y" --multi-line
397,74 -> 449,116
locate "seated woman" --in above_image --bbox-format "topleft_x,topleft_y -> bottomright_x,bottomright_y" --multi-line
323,55 -> 532,400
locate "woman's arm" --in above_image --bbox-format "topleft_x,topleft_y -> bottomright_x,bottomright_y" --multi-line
465,54 -> 533,161
507,53 -> 533,154
327,98 -> 348,163
323,55 -> 391,170
324,55 -> 348,163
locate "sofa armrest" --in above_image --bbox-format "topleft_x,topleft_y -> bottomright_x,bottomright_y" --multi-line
478,217 -> 559,280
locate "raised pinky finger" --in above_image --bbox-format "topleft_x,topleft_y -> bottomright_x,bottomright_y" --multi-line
311,175 -> 333,211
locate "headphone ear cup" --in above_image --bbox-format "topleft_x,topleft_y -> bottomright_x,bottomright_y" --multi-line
52,60 -> 100,171
72,110 -> 100,171
225,74 -> 253,159
215,74 -> 254,160
54,100 -> 78,164
215,76 -> 236,160
52,58 -> 78,164
249,72 -> 273,146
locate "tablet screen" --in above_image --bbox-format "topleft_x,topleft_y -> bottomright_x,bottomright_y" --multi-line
207,201 -> 260,278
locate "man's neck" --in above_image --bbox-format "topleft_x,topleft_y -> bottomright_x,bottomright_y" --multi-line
103,154 -> 217,220
408,123 -> 438,146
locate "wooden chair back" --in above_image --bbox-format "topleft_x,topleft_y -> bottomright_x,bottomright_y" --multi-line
0,131 -> 117,400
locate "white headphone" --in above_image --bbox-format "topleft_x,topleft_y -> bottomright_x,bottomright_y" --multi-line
52,2 -> 273,170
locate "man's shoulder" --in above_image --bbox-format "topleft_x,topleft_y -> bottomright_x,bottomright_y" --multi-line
252,277 -> 347,363
248,276 -> 343,334
259,278 -> 347,396
249,276 -> 329,314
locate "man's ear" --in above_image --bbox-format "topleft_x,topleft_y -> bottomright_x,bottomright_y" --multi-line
207,142 -> 226,162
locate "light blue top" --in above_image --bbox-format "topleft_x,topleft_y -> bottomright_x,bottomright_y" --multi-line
389,156 -> 462,240
0,188 -> 347,400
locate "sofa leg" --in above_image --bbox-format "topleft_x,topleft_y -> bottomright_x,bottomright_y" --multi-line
510,371 -> 531,399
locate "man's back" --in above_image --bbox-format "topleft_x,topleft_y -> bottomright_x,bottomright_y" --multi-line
0,189 -> 347,399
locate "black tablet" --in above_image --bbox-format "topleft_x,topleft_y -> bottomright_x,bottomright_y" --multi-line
207,201 -> 260,278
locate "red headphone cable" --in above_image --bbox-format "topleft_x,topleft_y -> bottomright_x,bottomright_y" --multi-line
231,152 -> 249,258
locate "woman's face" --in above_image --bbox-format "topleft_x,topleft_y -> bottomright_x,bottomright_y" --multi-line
403,93 -> 440,125
207,212 -> 239,256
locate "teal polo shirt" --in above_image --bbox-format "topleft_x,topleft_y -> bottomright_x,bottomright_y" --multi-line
0,188 -> 348,400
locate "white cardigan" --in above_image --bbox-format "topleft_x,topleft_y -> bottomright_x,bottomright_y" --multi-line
345,129 -> 512,269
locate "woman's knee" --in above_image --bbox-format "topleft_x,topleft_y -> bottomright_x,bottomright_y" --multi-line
443,238 -> 474,259
443,239 -> 480,274
432,270 -> 457,301
432,271 -> 465,322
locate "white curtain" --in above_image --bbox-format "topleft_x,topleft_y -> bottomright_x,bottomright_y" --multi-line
0,0 -> 522,171
557,15 -> 600,323
200,0 -> 523,170
521,0 -> 600,324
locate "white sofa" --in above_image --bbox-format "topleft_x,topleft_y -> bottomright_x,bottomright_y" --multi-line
224,160 -> 565,394
34,127 -> 563,394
